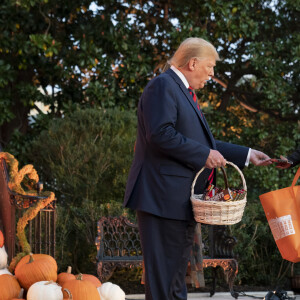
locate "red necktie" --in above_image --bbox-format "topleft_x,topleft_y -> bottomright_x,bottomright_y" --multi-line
188,86 -> 201,111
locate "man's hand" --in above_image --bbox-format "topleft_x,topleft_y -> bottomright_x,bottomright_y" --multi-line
250,149 -> 272,166
205,149 -> 226,169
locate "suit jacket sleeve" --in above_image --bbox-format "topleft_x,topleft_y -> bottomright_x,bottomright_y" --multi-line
216,140 -> 249,169
288,146 -> 300,167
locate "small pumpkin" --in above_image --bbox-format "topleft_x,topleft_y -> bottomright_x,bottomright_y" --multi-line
15,253 -> 58,290
57,266 -> 75,286
0,246 -> 8,269
0,230 -> 4,248
97,282 -> 126,300
0,274 -> 22,300
76,273 -> 101,288
27,280 -> 63,300
62,274 -> 100,300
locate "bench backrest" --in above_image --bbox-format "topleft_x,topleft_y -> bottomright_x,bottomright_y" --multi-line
96,216 -> 143,262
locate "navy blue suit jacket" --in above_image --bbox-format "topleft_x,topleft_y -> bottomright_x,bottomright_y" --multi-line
124,68 -> 249,221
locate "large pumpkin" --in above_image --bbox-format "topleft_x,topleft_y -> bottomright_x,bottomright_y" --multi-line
15,253 -> 57,274
57,266 -> 75,286
15,253 -> 58,290
0,274 -> 22,300
97,282 -> 126,300
62,274 -> 100,300
27,280 -> 63,300
0,230 -> 4,248
0,246 -> 8,269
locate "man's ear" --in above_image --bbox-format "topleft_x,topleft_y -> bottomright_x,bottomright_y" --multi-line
187,58 -> 196,71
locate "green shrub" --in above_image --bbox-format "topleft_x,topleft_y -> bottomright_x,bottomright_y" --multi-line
27,107 -> 137,273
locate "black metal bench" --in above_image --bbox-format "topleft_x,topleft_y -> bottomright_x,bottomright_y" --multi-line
95,216 -> 239,298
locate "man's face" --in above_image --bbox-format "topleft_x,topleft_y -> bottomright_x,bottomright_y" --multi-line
191,57 -> 215,90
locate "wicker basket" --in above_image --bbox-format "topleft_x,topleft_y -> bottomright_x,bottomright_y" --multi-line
190,161 -> 247,225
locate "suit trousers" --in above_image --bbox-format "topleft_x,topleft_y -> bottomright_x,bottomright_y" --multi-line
137,210 -> 197,300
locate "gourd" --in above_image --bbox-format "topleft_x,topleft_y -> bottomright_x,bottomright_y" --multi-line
0,274 -> 22,300
76,273 -> 101,288
27,280 -> 63,300
62,274 -> 100,300
97,282 -> 126,300
15,253 -> 58,290
0,246 -> 8,269
57,266 -> 75,286
0,230 -> 4,248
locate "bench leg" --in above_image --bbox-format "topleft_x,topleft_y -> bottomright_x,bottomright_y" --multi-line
223,260 -> 239,299
97,261 -> 115,282
203,259 -> 238,299
210,268 -> 217,297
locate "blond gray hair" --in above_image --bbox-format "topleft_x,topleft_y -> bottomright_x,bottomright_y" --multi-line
168,37 -> 220,69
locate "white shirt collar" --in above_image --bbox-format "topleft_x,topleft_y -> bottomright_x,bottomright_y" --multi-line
170,65 -> 189,89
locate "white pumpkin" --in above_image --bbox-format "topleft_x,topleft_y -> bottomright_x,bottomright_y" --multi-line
0,267 -> 12,275
97,282 -> 125,300
0,246 -> 8,269
27,280 -> 63,300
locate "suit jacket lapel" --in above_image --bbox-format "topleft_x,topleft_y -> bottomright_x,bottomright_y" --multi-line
166,69 -> 216,148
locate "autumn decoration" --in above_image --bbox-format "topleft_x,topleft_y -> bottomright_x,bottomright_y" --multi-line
27,280 -> 63,300
62,273 -> 100,300
0,274 -> 22,300
76,273 -> 102,288
0,152 -> 126,299
97,281 -> 126,300
0,152 -> 55,272
57,266 -> 76,286
15,253 -> 58,290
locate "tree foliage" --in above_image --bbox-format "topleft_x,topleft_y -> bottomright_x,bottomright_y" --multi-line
0,0 -> 299,146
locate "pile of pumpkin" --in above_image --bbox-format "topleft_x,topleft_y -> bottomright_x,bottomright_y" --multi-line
0,230 -> 126,300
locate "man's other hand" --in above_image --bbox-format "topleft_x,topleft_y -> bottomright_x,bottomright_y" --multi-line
205,149 -> 226,169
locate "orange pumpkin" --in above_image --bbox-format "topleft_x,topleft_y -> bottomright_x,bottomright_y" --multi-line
0,230 -> 4,248
0,274 -> 22,300
15,253 -> 57,274
76,273 -> 101,288
15,253 -> 58,290
57,266 -> 76,286
62,274 -> 100,300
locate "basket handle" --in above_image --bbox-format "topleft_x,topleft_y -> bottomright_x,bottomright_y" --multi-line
191,160 -> 247,196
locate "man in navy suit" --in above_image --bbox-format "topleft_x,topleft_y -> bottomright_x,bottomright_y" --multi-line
124,37 -> 271,300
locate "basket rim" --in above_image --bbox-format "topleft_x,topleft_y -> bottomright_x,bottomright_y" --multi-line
190,196 -> 247,206
191,160 -> 247,197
